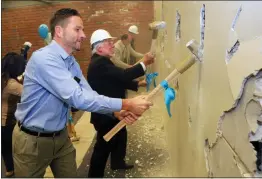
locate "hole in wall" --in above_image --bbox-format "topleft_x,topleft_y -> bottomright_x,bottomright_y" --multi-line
199,4 -> 205,61
217,71 -> 262,175
231,5 -> 242,31
226,40 -> 240,64
248,74 -> 262,173
249,124 -> 262,173
175,10 -> 181,42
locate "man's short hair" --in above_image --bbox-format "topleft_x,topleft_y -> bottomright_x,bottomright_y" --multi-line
121,34 -> 128,40
50,8 -> 81,38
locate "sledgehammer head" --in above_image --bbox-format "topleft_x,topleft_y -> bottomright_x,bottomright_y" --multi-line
176,39 -> 201,74
186,39 -> 201,61
149,21 -> 166,30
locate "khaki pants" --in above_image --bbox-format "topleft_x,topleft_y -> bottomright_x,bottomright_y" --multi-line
12,124 -> 77,177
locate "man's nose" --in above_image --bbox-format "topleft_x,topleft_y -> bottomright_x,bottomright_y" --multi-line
81,31 -> 86,40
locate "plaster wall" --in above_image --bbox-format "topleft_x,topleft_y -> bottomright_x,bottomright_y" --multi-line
153,1 -> 262,177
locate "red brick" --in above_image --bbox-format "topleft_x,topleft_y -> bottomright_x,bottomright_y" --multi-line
2,1 -> 153,79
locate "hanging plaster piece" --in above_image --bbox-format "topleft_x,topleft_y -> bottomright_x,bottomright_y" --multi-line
199,4 -> 205,61
226,37 -> 262,101
175,10 -> 181,42
249,122 -> 262,143
245,99 -> 262,133
218,72 -> 260,173
231,5 -> 243,31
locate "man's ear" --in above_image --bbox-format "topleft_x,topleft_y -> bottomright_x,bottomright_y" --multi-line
97,45 -> 103,53
55,26 -> 63,38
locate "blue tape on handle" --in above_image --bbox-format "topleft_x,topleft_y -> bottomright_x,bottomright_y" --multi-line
146,72 -> 158,91
160,80 -> 176,117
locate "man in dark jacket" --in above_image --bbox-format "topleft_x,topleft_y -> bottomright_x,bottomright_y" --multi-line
87,29 -> 154,177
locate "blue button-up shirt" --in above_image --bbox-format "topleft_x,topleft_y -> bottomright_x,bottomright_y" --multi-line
15,40 -> 122,132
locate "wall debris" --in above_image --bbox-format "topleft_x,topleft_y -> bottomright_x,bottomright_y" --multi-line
175,10 -> 181,42
199,4 -> 205,61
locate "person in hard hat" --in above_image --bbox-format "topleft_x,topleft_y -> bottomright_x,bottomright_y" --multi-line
111,25 -> 144,69
12,8 -> 152,178
87,29 -> 155,177
128,25 -> 140,65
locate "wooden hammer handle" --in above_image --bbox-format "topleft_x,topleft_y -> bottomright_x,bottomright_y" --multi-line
103,56 -> 197,142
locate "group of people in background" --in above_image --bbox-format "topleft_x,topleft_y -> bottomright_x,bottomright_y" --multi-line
1,7 -> 151,178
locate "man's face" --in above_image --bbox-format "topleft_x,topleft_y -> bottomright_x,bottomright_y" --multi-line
60,16 -> 86,52
98,39 -> 115,57
128,33 -> 135,41
122,38 -> 130,46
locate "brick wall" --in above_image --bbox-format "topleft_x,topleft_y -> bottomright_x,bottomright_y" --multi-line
2,1 -> 154,77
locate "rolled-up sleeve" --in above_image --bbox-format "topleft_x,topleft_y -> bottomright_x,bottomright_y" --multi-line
33,53 -> 122,114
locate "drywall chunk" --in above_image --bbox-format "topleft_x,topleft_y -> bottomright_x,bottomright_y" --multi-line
175,10 -> 181,41
199,4 -> 205,61
231,5 -> 242,31
245,99 -> 262,133
249,123 -> 262,142
218,71 -> 261,173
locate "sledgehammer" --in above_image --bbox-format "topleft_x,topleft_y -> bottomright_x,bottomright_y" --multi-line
135,21 -> 167,65
103,39 -> 201,142
148,21 -> 166,54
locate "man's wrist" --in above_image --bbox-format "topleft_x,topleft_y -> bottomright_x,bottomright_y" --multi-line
122,99 -> 130,111
140,62 -> 147,71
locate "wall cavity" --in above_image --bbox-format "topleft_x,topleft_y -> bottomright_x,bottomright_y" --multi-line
175,10 -> 181,42
199,4 -> 205,61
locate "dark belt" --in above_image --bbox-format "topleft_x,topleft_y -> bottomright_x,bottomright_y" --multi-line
18,122 -> 62,137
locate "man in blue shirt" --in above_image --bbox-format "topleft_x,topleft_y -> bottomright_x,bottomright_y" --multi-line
12,8 -> 153,177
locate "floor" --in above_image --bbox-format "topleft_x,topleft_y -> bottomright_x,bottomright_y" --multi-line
77,89 -> 173,177
2,88 -> 173,178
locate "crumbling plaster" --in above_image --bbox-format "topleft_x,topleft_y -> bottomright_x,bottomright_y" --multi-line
152,1 -> 262,177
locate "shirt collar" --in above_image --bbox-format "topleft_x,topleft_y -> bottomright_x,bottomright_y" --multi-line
49,40 -> 72,60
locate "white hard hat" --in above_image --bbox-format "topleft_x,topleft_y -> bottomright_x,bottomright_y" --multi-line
90,29 -> 116,46
24,41 -> 32,47
128,25 -> 139,34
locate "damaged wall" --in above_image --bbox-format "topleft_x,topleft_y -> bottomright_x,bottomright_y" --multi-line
152,1 -> 262,177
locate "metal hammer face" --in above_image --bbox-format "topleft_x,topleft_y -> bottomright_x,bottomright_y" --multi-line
175,39 -> 201,74
186,39 -> 201,61
149,21 -> 166,30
